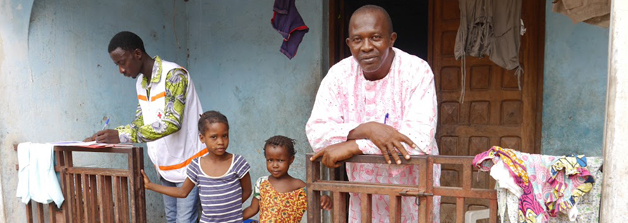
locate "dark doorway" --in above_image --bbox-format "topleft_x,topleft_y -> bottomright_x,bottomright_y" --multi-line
329,0 -> 429,65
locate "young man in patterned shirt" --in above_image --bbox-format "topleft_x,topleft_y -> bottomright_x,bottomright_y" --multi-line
87,31 -> 205,223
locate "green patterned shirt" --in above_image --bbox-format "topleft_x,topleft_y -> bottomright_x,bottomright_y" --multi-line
116,56 -> 189,143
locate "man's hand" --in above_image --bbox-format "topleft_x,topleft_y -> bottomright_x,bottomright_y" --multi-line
83,134 -> 96,142
94,129 -> 121,144
310,141 -> 362,168
348,122 -> 417,164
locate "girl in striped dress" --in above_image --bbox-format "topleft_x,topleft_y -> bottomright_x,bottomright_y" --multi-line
142,111 -> 252,223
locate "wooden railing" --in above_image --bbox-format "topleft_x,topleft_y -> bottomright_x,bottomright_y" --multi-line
15,145 -> 146,223
306,154 -> 497,223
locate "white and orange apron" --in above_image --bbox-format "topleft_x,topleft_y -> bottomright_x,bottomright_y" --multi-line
136,60 -> 206,183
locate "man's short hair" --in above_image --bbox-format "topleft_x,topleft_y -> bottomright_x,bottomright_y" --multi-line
108,31 -> 146,54
352,5 -> 394,34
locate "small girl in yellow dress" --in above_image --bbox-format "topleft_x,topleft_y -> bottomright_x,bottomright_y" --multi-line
243,135 -> 332,222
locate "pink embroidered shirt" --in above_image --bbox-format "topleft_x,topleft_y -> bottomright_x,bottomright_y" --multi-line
306,48 -> 441,222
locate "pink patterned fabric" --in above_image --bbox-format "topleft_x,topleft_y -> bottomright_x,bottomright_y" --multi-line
514,152 -> 594,220
306,48 -> 441,223
473,147 -> 548,222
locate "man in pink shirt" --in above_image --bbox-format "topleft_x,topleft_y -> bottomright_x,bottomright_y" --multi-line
306,5 -> 441,222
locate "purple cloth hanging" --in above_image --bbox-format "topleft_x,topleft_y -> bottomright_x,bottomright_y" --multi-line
271,0 -> 309,59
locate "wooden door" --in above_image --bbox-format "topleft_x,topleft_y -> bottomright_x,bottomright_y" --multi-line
428,0 -> 544,222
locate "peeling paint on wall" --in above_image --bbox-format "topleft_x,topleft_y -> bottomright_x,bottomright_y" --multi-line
1,0 -> 188,221
0,134 -> 22,221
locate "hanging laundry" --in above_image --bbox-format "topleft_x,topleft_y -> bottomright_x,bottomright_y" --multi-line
546,155 -> 594,218
491,159 -> 523,197
511,151 -> 595,221
552,0 -> 611,28
491,159 -> 522,223
489,0 -> 524,73
454,0 -> 524,102
496,185 -> 521,223
16,142 -> 65,208
549,157 -> 603,223
454,0 -> 493,60
473,146 -> 548,223
475,146 -> 599,222
271,0 -> 309,59
495,155 -> 603,223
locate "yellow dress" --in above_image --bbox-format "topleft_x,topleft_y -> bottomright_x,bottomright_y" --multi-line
253,176 -> 307,223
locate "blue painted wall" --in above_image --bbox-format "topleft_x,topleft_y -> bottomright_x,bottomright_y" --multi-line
0,0 -> 188,221
186,1 -> 323,221
541,2 -> 609,156
1,0 -> 323,221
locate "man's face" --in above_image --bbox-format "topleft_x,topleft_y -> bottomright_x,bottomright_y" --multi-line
346,11 -> 397,80
109,48 -> 142,79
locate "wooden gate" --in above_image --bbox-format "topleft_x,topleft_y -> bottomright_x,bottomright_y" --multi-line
16,145 -> 146,223
307,154 -> 497,223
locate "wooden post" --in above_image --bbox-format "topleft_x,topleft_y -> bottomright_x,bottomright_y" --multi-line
388,194 -> 402,223
360,193 -> 372,223
332,191 -> 347,223
306,154 -> 321,223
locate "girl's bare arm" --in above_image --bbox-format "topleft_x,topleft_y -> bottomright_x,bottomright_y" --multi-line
141,170 -> 195,198
242,197 -> 260,220
240,172 -> 253,203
